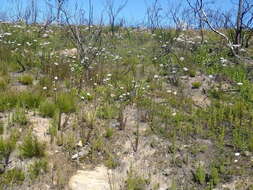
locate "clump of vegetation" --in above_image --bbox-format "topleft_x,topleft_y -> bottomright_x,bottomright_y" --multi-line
28,159 -> 48,180
18,91 -> 42,109
0,168 -> 25,186
0,121 -> 4,135
11,107 -> 28,126
0,91 -> 18,111
19,133 -> 46,158
0,137 -> 16,161
193,165 -> 206,185
56,92 -> 76,113
39,100 -> 57,118
125,168 -> 149,190
0,77 -> 8,90
192,81 -> 202,89
97,104 -> 119,119
19,75 -> 33,85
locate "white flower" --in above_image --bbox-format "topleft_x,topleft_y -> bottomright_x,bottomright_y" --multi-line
208,75 -> 214,79
234,159 -> 238,163
54,62 -> 59,66
53,88 -> 57,91
235,152 -> 240,156
237,82 -> 243,86
179,57 -> 185,61
173,91 -> 177,95
220,57 -> 227,64
81,96 -> 85,100
167,90 -> 172,93
120,87 -> 124,90
107,73 -> 112,77
154,75 -> 159,79
183,67 -> 188,72
43,86 -> 47,90
86,93 -> 91,96
94,83 -> 97,86
54,76 -> 58,80
172,112 -> 177,116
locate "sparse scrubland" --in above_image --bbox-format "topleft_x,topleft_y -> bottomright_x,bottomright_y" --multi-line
0,20 -> 253,190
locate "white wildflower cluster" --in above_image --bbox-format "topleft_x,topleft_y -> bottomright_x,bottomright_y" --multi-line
153,74 -> 159,79
179,57 -> 185,61
174,34 -> 197,45
220,57 -> 227,64
103,73 -> 112,84
234,152 -> 240,163
183,67 -> 189,72
167,89 -> 177,95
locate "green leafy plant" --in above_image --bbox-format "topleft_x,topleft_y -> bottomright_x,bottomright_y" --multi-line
19,74 -> 33,85
0,77 -> 7,90
0,168 -> 25,186
194,165 -> 206,185
11,107 -> 28,126
56,92 -> 76,113
192,81 -> 202,89
0,137 -> 16,161
105,127 -> 114,139
210,167 -> 220,186
125,168 -> 148,190
97,104 -> 119,119
19,133 -> 46,158
39,100 -> 57,118
18,91 -> 42,109
28,159 -> 48,180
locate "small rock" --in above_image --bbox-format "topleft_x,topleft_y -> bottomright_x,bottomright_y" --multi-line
77,140 -> 83,147
71,149 -> 89,160
243,151 -> 251,157
235,152 -> 240,156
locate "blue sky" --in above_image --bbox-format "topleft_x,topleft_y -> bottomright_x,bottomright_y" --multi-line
0,0 -> 235,25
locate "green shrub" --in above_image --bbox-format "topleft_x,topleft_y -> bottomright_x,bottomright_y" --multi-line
28,159 -> 48,180
97,104 -> 118,119
56,93 -> 76,113
19,74 -> 33,85
19,133 -> 46,158
0,77 -> 7,90
125,168 -> 148,190
11,107 -> 28,126
105,128 -> 114,139
0,91 -> 18,111
105,155 -> 119,169
0,122 -> 3,135
189,70 -> 196,77
39,76 -> 52,88
192,81 -> 202,89
39,100 -> 57,118
0,168 -> 25,185
18,91 -> 42,109
194,165 -> 206,185
0,137 -> 16,160
210,167 -> 220,186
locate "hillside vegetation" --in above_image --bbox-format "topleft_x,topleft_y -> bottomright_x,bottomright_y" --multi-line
0,22 -> 253,190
